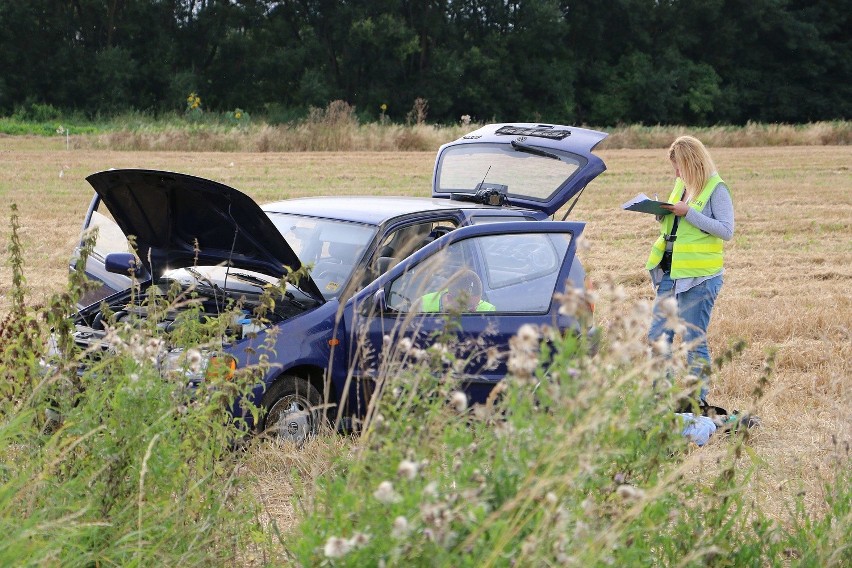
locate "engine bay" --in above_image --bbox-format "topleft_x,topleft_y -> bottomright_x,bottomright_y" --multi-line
72,267 -> 319,351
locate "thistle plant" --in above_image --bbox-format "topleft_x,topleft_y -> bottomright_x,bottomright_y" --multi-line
0,210 -> 280,565
287,280 -> 850,566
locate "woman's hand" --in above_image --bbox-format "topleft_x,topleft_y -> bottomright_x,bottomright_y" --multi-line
661,201 -> 689,216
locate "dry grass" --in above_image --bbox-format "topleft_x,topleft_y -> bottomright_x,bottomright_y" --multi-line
0,139 -> 849,536
600,121 -> 852,149
33,116 -> 851,153
240,435 -> 354,557
77,123 -> 463,153
73,121 -> 470,153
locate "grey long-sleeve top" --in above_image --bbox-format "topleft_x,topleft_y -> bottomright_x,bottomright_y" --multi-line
650,181 -> 735,294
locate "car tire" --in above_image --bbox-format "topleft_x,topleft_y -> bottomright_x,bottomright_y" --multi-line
259,375 -> 323,444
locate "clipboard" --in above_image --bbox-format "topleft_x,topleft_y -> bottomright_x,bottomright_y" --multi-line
621,193 -> 672,216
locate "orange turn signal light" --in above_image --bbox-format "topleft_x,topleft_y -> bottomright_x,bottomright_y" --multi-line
207,355 -> 237,381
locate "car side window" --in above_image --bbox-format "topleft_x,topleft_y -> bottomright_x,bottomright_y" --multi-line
386,231 -> 572,315
386,240 -> 471,313
478,233 -> 563,288
358,218 -> 459,292
87,208 -> 129,259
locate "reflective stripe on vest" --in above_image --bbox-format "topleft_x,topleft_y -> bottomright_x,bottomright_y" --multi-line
645,174 -> 726,278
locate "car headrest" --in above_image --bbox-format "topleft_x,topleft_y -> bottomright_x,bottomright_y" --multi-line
376,257 -> 398,274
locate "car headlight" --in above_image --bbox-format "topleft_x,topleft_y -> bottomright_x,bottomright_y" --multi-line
160,348 -> 237,384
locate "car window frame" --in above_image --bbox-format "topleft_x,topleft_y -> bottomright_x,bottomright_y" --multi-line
348,221 -> 583,318
343,212 -> 463,299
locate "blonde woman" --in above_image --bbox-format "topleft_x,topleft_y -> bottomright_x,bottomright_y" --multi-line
647,136 -> 734,403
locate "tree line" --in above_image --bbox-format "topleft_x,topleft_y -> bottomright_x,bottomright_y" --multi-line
1,0 -> 849,126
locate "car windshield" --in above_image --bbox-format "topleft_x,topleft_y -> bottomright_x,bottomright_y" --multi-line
435,143 -> 583,202
266,212 -> 377,299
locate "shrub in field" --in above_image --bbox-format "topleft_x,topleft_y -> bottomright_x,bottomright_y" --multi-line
288,283 -> 851,566
296,100 -> 360,151
11,102 -> 63,122
4,105 -> 848,150
0,212 -> 278,565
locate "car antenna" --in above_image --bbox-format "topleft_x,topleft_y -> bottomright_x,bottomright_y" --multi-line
450,165 -> 508,206
479,165 -> 492,187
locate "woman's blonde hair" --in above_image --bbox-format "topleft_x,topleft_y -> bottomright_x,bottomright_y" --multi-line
669,135 -> 717,199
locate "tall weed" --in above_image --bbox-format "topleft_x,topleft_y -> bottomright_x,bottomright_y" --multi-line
1,207 -> 848,565
0,216 -> 278,565
288,283 -> 850,566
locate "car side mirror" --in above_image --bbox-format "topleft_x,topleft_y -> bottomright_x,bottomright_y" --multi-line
359,288 -> 387,316
104,252 -> 139,276
373,288 -> 387,312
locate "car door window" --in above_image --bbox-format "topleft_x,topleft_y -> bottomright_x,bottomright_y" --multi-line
479,233 -> 564,288
358,218 -> 459,293
74,204 -> 135,308
386,231 -> 571,314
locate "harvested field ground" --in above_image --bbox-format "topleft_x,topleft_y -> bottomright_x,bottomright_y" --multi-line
1,138 -> 849,532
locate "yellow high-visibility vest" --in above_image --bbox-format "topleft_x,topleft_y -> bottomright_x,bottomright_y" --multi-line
646,174 -> 727,278
420,290 -> 496,312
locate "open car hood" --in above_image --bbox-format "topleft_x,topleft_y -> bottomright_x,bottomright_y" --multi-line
432,123 -> 608,216
85,169 -> 324,303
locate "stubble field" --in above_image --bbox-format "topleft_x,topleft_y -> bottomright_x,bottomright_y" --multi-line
0,138 -> 849,530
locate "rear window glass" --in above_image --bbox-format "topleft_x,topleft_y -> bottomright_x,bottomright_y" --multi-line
436,143 -> 584,202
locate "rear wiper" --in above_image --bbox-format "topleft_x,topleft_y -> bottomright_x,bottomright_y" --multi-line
511,140 -> 559,160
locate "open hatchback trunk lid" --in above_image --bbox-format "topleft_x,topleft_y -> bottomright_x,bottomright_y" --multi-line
85,169 -> 324,302
431,123 -> 608,216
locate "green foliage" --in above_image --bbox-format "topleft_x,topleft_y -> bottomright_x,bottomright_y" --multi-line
0,0 -> 849,124
1,210 -> 849,565
228,108 -> 251,129
12,102 -> 63,122
289,293 -> 851,566
0,211 -> 276,565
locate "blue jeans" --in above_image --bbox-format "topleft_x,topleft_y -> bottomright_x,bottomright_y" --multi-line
649,273 -> 723,402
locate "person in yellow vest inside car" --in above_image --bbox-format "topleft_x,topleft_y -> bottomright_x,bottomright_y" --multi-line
418,268 -> 496,313
647,136 -> 734,404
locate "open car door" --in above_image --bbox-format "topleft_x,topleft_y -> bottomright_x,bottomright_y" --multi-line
338,221 -> 586,415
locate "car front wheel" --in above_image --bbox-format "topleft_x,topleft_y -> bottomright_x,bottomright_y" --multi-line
260,375 -> 322,444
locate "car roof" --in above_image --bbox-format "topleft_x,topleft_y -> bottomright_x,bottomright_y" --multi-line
262,195 -> 527,225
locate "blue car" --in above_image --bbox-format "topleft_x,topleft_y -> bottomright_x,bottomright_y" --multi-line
70,123 -> 608,442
